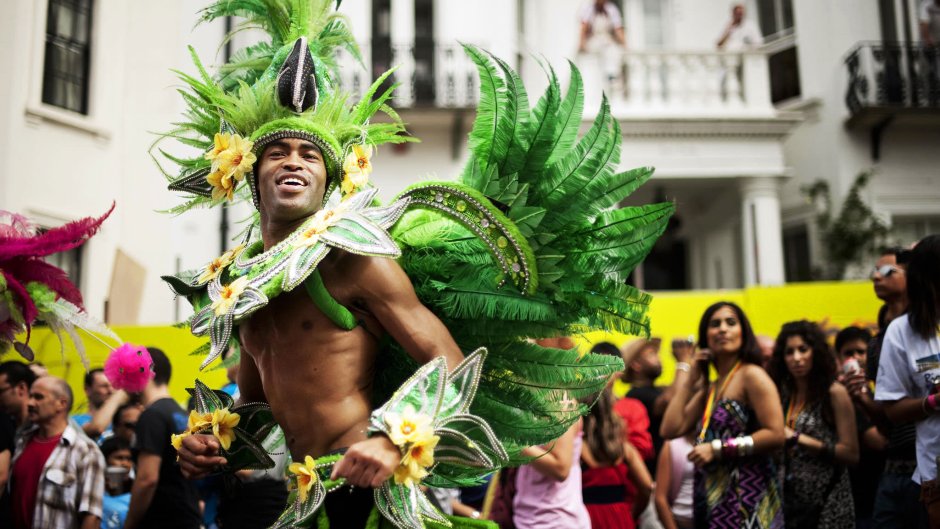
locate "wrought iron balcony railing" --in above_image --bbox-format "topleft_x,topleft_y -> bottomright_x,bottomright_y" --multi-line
845,41 -> 940,113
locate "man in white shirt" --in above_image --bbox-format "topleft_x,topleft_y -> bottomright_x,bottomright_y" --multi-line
921,0 -> 940,46
716,3 -> 764,51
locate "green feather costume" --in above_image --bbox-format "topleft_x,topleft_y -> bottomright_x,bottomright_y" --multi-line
158,1 -> 674,528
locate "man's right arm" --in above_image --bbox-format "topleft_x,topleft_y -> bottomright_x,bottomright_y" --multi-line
123,452 -> 161,529
178,344 -> 265,479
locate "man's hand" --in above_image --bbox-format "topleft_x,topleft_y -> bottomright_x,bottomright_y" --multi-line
177,434 -> 226,479
330,435 -> 401,488
671,337 -> 694,363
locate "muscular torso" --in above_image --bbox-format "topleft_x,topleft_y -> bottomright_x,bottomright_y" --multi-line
239,251 -> 384,460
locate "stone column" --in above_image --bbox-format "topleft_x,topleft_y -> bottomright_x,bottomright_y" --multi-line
390,0 -> 415,106
740,176 -> 785,286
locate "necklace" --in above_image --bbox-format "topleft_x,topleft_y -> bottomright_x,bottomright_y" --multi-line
785,395 -> 806,428
698,360 -> 742,442
33,433 -> 62,444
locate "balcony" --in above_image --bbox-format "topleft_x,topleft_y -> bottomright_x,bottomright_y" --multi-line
844,41 -> 940,129
336,44 -> 782,122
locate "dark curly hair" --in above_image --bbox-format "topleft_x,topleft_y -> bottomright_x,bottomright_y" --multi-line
769,320 -> 837,427
697,301 -> 762,366
907,235 -> 940,341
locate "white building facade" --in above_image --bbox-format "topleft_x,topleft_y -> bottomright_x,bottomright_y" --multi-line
0,0 -> 937,324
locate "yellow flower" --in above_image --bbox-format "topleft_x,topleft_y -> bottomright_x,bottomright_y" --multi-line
384,407 -> 435,447
170,432 -> 188,451
211,276 -> 250,316
292,209 -> 338,249
341,144 -> 372,195
216,134 -> 256,183
205,132 -> 232,163
392,435 -> 438,487
187,410 -> 212,433
288,455 -> 319,503
196,244 -> 246,284
211,408 -> 241,451
206,169 -> 237,202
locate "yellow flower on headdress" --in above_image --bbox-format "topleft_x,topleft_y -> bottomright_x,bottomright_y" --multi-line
211,408 -> 240,450
341,144 -> 373,195
196,243 -> 247,284
384,407 -> 435,447
207,170 -> 237,202
211,276 -> 249,316
393,434 -> 439,487
205,132 -> 232,163
204,133 -> 256,202
288,455 -> 319,503
216,134 -> 256,183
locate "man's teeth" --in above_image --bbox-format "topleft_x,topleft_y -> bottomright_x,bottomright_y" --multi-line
281,178 -> 304,186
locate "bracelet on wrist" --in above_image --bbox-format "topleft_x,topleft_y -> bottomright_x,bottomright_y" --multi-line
710,439 -> 722,461
786,430 -> 801,448
675,362 -> 691,373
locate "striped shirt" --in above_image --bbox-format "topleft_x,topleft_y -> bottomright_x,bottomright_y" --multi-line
12,421 -> 105,529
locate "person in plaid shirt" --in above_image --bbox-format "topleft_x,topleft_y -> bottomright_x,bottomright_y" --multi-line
10,376 -> 104,529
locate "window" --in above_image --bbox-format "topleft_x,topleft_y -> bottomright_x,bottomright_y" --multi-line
756,0 -> 801,103
783,225 -> 812,282
891,216 -> 940,246
42,0 -> 94,114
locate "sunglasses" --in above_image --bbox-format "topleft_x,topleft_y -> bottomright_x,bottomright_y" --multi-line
871,264 -> 902,279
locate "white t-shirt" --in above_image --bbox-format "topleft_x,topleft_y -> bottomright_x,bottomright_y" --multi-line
921,0 -> 940,43
721,20 -> 764,51
875,313 -> 940,483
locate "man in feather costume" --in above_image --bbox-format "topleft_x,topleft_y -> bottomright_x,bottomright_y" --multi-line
163,1 -> 673,528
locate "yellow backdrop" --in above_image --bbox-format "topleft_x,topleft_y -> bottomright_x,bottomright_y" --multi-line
10,281 -> 880,411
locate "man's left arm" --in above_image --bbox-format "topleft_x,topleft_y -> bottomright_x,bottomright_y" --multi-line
358,256 -> 464,370
330,256 -> 465,487
123,452 -> 161,529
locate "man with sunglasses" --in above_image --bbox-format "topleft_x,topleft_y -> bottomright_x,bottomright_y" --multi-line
852,248 -> 927,528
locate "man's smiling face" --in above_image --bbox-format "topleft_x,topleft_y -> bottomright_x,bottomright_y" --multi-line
256,137 -> 329,224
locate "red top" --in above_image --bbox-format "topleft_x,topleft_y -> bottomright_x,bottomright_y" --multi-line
582,462 -> 636,529
12,433 -> 62,529
613,397 -> 653,460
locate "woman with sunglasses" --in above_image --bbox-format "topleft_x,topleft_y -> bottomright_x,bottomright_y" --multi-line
661,301 -> 785,529
876,235 -> 940,527
771,320 -> 858,528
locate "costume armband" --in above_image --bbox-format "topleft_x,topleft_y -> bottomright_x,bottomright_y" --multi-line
170,380 -> 282,473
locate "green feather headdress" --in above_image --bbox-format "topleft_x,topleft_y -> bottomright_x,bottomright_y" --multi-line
155,0 -> 416,213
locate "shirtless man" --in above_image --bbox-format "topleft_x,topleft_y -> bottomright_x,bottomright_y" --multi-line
175,137 -> 464,523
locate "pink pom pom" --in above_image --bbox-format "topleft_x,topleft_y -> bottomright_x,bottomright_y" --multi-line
104,343 -> 154,393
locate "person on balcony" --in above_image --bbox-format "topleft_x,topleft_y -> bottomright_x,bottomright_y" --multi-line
578,0 -> 627,94
716,3 -> 764,51
921,0 -> 940,105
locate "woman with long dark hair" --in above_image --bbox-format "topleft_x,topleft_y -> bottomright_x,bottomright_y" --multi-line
876,234 -> 940,527
770,320 -> 858,528
581,386 -> 652,529
660,301 -> 785,528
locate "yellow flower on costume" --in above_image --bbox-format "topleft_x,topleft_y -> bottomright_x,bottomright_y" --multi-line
211,276 -> 250,316
288,455 -> 319,503
187,410 -> 213,433
384,407 -> 435,447
393,434 -> 439,487
292,209 -> 338,249
341,144 -> 373,195
170,432 -> 188,451
196,244 -> 247,284
211,408 -> 241,451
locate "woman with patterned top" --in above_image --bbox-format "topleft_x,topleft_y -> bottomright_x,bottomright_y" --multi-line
661,301 -> 786,529
770,320 -> 858,529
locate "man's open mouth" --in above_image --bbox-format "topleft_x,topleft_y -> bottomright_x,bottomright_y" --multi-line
276,173 -> 309,187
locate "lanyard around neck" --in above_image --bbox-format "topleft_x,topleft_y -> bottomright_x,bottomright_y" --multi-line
698,360 -> 742,442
